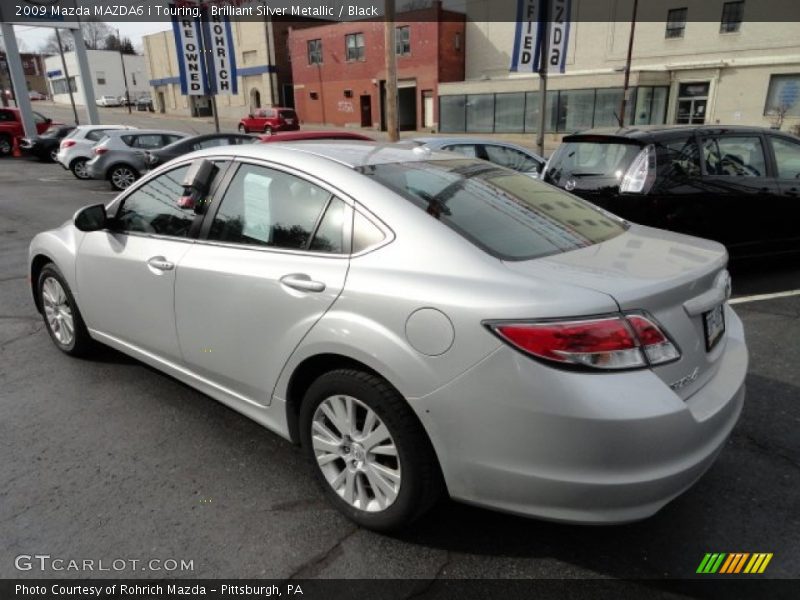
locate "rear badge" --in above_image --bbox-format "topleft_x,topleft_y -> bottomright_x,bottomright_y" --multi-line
670,367 -> 700,391
565,178 -> 577,191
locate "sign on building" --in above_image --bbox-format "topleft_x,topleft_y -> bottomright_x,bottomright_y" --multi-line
171,4 -> 238,96
510,0 -> 571,74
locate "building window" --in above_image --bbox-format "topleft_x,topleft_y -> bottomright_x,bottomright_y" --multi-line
720,1 -> 744,33
344,89 -> 353,98
96,71 -> 106,85
307,39 -> 322,65
51,77 -> 77,95
396,26 -> 410,55
764,74 -> 800,117
309,91 -> 319,100
665,8 -> 687,38
345,33 -> 365,62
454,32 -> 461,51
440,87 -> 668,134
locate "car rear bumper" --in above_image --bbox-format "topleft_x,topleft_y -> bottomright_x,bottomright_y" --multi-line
411,305 -> 747,523
85,158 -> 105,179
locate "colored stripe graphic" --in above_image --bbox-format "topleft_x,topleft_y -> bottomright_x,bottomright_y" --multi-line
698,553 -> 772,574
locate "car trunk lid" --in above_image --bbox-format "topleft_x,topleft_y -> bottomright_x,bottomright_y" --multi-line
503,224 -> 731,399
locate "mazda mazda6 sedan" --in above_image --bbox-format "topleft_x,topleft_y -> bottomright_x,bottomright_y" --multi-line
29,142 -> 747,530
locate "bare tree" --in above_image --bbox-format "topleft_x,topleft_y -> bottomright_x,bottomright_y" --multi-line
770,102 -> 791,130
81,19 -> 113,50
39,32 -> 75,55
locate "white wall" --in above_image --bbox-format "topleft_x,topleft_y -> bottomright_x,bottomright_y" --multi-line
45,50 -> 148,105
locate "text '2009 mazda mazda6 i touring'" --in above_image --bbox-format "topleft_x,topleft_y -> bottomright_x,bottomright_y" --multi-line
29,142 -> 747,531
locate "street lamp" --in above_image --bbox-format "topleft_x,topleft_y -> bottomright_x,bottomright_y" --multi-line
117,28 -> 131,114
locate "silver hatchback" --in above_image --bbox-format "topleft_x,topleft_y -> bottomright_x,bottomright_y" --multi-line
29,143 -> 747,530
85,129 -> 188,190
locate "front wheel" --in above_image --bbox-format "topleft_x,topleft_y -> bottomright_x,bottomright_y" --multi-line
38,264 -> 94,356
300,369 -> 443,531
238,124 -> 247,133
108,165 -> 138,190
263,125 -> 273,135
0,135 -> 11,156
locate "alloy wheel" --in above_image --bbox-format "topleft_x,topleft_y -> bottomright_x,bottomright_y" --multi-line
311,394 -> 401,512
111,167 -> 136,189
49,149 -> 58,162
0,137 -> 11,155
41,276 -> 75,346
72,160 -> 89,179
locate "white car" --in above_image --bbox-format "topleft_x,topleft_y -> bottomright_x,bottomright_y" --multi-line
96,95 -> 122,107
56,124 -> 137,179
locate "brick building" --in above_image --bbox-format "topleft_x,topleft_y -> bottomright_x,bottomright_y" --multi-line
0,52 -> 47,101
288,4 -> 465,131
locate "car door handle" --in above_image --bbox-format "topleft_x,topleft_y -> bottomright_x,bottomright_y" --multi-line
280,273 -> 325,293
147,256 -> 174,271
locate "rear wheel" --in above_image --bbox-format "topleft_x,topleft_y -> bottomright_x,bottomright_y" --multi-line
263,125 -> 273,135
70,158 -> 90,180
38,264 -> 94,357
108,165 -> 138,190
0,135 -> 11,156
238,124 -> 247,133
48,148 -> 58,162
300,369 -> 443,531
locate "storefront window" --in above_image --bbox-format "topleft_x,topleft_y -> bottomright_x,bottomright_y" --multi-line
466,94 -> 494,133
494,93 -> 525,133
557,89 -> 595,132
524,90 -> 558,133
594,88 -> 623,127
439,95 -> 466,132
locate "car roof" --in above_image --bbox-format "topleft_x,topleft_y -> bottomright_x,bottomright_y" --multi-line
414,136 -> 542,154
564,124 -> 790,141
183,141 -> 462,167
261,131 -> 375,142
104,129 -> 187,137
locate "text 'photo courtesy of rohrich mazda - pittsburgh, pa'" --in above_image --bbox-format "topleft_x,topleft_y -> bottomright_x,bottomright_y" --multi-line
3,0 -> 800,595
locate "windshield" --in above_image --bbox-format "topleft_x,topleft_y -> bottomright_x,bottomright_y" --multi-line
357,159 -> 627,261
545,140 -> 642,187
279,110 -> 296,119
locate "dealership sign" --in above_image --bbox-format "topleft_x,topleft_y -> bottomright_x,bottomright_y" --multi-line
170,3 -> 238,96
510,0 -> 571,74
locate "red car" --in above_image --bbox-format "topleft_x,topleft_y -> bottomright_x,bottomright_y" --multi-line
257,130 -> 375,143
0,107 -> 57,156
238,107 -> 299,134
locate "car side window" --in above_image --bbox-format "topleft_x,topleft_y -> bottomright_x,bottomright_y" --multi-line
661,136 -> 701,178
702,136 -> 766,177
194,138 -> 229,150
308,198 -> 347,253
86,130 -> 108,142
352,210 -> 385,253
114,165 -> 194,237
164,135 -> 184,145
208,164 -> 334,251
132,135 -> 167,149
769,137 -> 800,179
0,110 -> 12,122
442,144 -> 479,158
483,145 -> 541,172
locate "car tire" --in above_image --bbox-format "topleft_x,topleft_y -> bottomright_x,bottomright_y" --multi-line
263,126 -> 273,135
0,134 -> 11,157
37,263 -> 94,357
299,369 -> 443,531
48,149 -> 58,162
70,158 -> 90,180
238,124 -> 247,133
108,164 -> 139,191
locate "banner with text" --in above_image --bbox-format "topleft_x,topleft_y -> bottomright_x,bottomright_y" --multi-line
510,0 -> 571,74
201,13 -> 239,95
171,11 -> 209,95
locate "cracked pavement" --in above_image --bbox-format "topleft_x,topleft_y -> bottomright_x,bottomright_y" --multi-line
1,155 -> 799,585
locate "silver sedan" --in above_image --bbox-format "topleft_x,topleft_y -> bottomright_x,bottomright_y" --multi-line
29,143 -> 747,530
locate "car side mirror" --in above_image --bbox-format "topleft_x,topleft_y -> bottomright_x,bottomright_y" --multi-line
74,203 -> 107,232
45,118 -> 52,124
248,113 -> 254,118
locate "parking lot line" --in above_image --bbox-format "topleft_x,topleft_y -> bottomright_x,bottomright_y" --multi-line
730,289 -> 800,304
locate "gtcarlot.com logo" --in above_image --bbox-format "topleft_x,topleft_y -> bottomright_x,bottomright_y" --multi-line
696,552 -> 773,574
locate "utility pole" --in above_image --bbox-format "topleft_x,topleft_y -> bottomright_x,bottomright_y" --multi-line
55,29 -> 79,125
117,29 -> 132,114
536,3 -> 550,157
618,0 -> 638,128
384,0 -> 398,141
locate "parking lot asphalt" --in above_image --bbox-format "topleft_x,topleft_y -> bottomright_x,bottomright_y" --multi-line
1,156 -> 799,587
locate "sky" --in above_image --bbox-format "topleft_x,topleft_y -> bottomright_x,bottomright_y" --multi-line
9,22 -> 171,53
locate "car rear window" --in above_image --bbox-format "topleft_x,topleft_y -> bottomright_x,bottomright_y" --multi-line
545,139 -> 642,186
279,110 -> 297,120
357,159 -> 627,261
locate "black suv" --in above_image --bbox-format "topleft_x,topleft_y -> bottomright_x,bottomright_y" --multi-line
543,126 -> 800,259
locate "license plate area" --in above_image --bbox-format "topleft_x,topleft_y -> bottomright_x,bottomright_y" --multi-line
703,304 -> 725,351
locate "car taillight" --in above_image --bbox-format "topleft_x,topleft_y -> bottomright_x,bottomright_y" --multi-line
490,313 -> 679,371
619,144 -> 656,194
61,140 -> 76,149
94,147 -> 107,155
